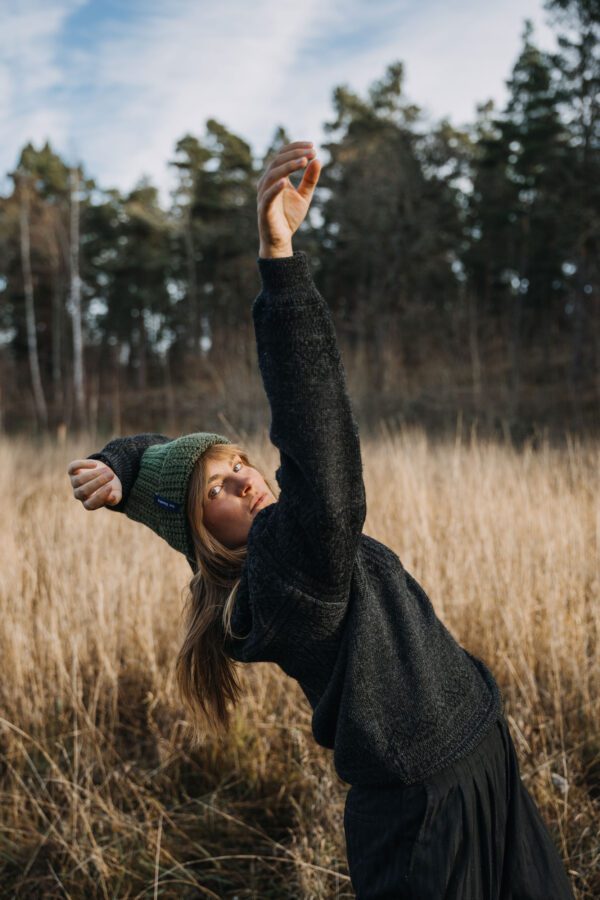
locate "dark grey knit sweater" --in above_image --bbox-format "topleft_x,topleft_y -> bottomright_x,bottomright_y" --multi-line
90,251 -> 503,787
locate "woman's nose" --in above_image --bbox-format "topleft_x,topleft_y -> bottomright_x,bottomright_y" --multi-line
239,474 -> 257,494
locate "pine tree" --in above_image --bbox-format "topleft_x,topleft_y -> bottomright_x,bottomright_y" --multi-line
317,63 -> 465,393
544,0 -> 600,386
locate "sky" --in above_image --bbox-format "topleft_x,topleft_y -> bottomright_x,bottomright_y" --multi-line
1,0 -> 558,205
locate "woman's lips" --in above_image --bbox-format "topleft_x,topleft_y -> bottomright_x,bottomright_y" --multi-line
251,493 -> 266,513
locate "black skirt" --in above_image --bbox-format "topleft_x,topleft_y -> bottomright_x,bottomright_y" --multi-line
343,715 -> 574,900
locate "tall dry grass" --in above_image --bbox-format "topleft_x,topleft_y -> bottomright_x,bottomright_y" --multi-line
0,427 -> 598,898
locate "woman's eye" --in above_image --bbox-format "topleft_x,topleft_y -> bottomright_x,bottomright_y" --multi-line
208,461 -> 243,498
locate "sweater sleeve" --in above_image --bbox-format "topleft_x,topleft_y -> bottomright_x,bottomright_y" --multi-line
88,433 -> 172,513
251,251 -> 366,599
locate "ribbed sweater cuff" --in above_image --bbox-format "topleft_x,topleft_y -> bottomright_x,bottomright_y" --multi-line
256,250 -> 315,299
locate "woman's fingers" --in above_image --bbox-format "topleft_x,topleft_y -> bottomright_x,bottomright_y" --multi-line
266,142 -> 314,168
67,458 -> 98,476
70,465 -> 110,489
68,459 -> 114,498
83,481 -> 113,511
258,144 -> 317,194
279,141 -> 314,152
67,457 -> 121,510
72,469 -> 113,501
258,153 -> 315,199
263,144 -> 314,172
71,466 -> 103,485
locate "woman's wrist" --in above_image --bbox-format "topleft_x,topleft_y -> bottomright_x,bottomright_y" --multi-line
258,242 -> 293,259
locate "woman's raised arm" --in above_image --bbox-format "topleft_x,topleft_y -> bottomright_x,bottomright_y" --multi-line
251,143 -> 366,598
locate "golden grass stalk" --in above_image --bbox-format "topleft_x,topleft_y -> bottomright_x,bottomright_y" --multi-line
0,428 -> 597,898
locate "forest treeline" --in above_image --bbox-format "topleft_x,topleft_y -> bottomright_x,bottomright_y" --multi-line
0,0 -> 598,439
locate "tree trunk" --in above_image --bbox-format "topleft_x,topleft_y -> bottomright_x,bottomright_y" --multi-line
163,350 -> 176,434
468,289 -> 482,414
508,212 -> 530,429
18,173 -> 48,428
136,317 -> 147,391
183,207 -> 199,352
112,344 -> 122,435
69,167 -> 86,428
51,249 -> 64,420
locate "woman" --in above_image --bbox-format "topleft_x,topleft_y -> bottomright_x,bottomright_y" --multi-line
68,141 -> 574,899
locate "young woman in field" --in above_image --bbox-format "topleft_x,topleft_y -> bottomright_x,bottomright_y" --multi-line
68,141 -> 574,899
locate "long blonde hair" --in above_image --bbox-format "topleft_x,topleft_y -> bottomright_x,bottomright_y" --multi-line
175,442 -> 276,744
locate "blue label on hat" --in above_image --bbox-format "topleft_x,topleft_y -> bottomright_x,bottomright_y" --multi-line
154,494 -> 181,512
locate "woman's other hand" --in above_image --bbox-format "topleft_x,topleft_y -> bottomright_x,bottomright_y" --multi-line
257,140 -> 321,258
67,458 -> 123,509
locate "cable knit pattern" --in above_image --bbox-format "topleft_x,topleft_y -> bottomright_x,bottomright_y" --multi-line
90,251 -> 503,787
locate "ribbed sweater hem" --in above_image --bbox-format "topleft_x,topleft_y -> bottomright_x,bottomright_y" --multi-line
335,654 -> 504,788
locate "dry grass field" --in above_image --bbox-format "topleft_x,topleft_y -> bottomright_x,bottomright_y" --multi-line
0,427 -> 598,898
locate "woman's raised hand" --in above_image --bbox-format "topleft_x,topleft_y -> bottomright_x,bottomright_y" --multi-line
257,141 -> 321,258
67,458 -> 123,510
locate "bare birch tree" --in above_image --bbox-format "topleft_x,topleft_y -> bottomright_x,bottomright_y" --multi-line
69,166 -> 85,428
17,171 -> 48,428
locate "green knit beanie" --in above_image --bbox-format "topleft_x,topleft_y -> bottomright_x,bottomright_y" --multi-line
125,432 -> 232,562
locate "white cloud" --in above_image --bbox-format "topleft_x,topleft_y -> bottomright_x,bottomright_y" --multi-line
58,0 -> 338,197
1,0 -> 80,93
0,0 -> 85,179
0,0 -> 560,202
275,0 -> 558,141
393,0 -> 558,126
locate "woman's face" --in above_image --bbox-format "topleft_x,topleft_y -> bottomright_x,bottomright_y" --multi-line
200,452 -> 277,548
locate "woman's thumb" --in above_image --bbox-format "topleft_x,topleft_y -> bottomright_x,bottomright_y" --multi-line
297,158 -> 321,202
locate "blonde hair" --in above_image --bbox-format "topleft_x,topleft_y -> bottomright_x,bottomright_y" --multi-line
175,442 -> 277,743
